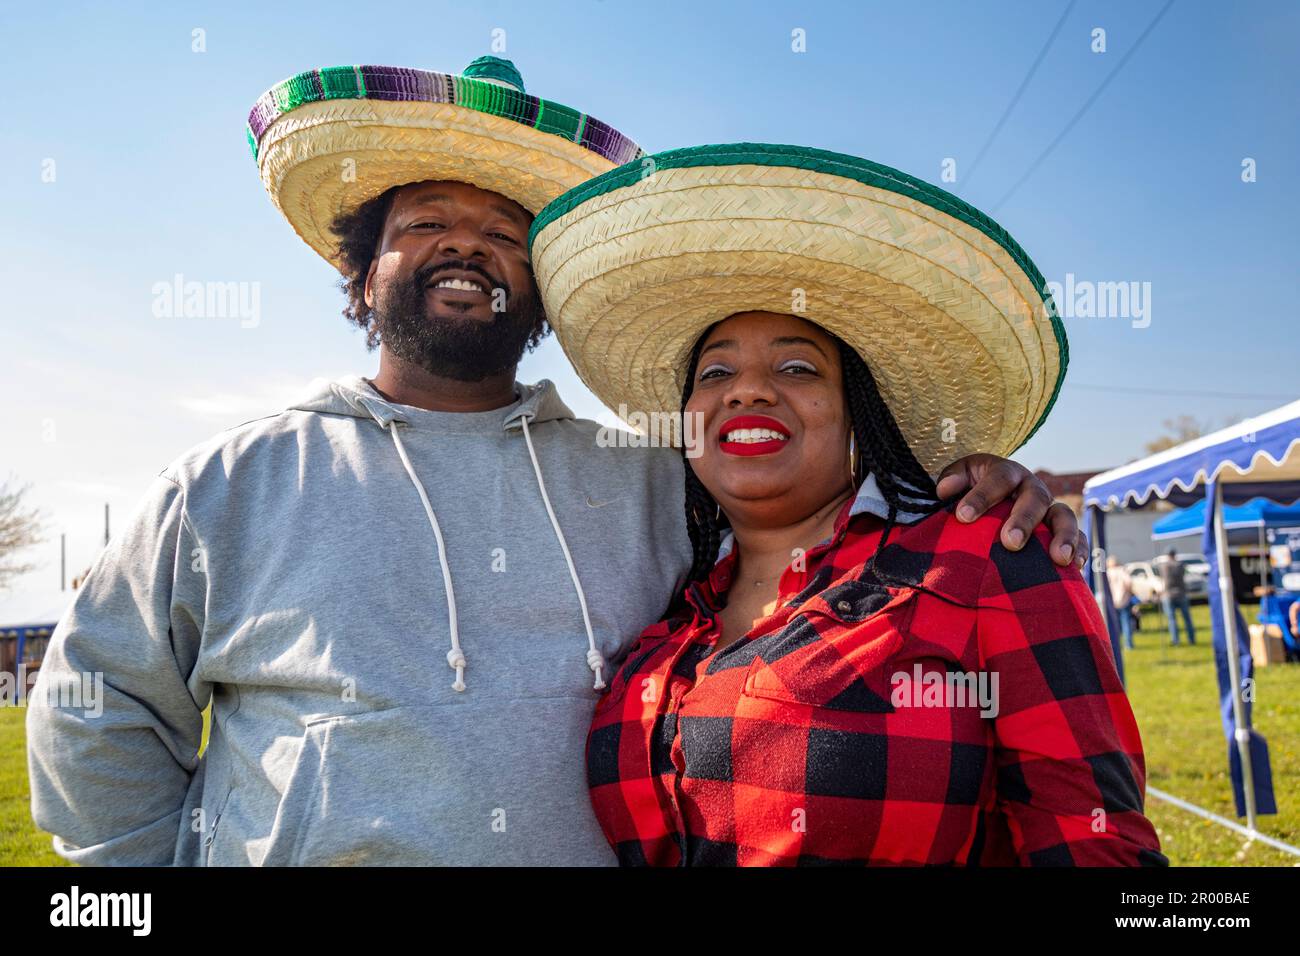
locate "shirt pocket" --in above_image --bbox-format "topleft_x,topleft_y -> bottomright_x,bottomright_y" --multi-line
740,582 -> 919,713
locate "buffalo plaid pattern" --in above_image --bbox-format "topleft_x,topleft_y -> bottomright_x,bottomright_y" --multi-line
586,498 -> 1168,866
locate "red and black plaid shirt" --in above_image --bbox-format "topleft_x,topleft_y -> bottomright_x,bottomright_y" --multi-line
586,497 -> 1168,866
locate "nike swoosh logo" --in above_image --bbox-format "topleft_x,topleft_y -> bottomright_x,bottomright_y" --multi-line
586,495 -> 617,508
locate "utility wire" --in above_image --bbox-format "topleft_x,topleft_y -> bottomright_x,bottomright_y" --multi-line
964,0 -> 1077,189
990,0 -> 1177,213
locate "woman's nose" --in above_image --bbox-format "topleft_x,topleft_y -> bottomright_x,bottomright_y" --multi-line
721,367 -> 777,407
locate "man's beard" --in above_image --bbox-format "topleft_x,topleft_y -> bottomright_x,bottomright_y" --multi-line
371,260 -> 545,382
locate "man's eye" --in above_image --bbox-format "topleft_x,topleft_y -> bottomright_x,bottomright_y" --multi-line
489,232 -> 519,244
411,222 -> 444,230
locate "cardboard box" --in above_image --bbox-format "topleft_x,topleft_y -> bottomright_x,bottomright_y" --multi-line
1248,624 -> 1288,666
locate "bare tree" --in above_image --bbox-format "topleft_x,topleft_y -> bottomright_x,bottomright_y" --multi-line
0,479 -> 44,591
1144,415 -> 1209,455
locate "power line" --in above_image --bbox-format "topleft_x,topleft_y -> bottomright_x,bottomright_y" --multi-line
1064,382 -> 1295,402
990,0 -> 1177,214
964,0 -> 1077,189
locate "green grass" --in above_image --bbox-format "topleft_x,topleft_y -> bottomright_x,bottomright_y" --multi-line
1124,602 -> 1300,866
0,707 -> 66,866
0,607 -> 1295,866
0,702 -> 209,867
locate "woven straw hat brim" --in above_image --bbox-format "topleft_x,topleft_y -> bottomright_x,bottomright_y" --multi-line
248,66 -> 644,270
529,144 -> 1066,476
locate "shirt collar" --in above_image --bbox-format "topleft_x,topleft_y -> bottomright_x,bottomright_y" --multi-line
712,471 -> 928,566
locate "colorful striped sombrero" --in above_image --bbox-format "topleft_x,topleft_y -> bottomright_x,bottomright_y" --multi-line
528,143 -> 1067,476
247,56 -> 644,270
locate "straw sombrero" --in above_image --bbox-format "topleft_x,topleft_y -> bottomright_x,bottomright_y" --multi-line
247,56 -> 644,270
528,143 -> 1067,475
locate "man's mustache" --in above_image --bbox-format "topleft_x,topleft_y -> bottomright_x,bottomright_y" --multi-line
415,260 -> 509,302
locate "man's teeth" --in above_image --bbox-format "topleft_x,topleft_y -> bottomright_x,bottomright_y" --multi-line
433,278 -> 485,292
724,428 -> 789,443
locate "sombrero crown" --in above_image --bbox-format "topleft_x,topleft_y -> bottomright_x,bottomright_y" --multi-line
528,143 -> 1067,476
248,56 -> 644,269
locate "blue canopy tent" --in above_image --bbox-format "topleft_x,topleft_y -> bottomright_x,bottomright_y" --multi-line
1153,500 -> 1300,645
1083,398 -> 1300,833
1152,497 -> 1300,540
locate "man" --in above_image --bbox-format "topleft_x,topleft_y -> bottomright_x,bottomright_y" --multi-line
28,57 -> 1086,866
1159,547 -> 1196,646
1107,556 -> 1135,650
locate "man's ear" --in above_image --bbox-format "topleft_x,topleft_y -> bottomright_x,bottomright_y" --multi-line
363,259 -> 378,310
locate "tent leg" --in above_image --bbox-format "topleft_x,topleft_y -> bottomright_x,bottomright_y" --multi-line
1214,481 -> 1258,832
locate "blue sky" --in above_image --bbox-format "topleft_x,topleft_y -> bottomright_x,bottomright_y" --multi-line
2,0 -> 1297,594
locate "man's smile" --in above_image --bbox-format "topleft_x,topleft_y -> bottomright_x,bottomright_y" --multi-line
422,266 -> 501,304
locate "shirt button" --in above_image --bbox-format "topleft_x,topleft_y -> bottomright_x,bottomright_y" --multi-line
836,600 -> 852,613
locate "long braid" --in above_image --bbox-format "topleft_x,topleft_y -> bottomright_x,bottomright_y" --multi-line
836,338 -> 941,564
681,325 -> 728,582
678,323 -> 942,582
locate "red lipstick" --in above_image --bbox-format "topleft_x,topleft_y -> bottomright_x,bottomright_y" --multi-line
717,414 -> 791,457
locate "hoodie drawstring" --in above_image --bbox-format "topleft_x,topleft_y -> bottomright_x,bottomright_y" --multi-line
520,416 -> 606,690
388,423 -> 467,692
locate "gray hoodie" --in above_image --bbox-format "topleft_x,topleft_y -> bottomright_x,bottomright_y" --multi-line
26,375 -> 691,865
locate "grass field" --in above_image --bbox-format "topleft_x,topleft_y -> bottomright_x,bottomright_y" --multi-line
1,603 -> 1296,866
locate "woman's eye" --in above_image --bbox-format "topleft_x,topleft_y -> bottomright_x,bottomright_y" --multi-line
698,365 -> 731,380
411,221 -> 444,230
780,360 -> 818,374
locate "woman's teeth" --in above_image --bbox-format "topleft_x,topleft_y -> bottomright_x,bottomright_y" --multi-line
723,428 -> 789,443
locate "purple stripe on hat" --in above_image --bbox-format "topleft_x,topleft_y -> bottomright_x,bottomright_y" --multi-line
247,91 -> 282,141
248,64 -> 645,164
359,65 -> 434,101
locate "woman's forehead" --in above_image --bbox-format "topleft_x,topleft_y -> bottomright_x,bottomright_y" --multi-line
705,311 -> 838,353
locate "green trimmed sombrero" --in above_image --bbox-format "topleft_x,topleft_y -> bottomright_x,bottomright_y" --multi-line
528,143 -> 1067,475
247,56 -> 644,270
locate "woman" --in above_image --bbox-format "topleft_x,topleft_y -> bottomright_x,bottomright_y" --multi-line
529,143 -> 1166,866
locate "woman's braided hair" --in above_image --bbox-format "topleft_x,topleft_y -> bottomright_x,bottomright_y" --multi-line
680,320 -> 940,582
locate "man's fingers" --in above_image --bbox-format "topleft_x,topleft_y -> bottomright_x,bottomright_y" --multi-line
1002,481 -> 1053,550
1045,502 -> 1080,566
935,469 -> 970,500
956,460 -> 1019,523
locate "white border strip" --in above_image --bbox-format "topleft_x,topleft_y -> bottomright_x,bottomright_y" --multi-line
1147,785 -> 1300,858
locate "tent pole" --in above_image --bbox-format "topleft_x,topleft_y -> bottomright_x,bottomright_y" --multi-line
1214,481 -> 1257,832
1258,525 -> 1266,595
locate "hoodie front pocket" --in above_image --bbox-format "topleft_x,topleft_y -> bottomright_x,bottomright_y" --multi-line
259,700 -> 615,866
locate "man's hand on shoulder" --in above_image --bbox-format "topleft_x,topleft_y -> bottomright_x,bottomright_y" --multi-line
936,453 -> 1086,570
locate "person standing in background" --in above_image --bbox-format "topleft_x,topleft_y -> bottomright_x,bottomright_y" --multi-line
1158,548 -> 1196,646
1107,556 -> 1136,650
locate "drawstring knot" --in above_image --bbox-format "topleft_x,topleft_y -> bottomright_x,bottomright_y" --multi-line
447,648 -> 467,693
586,648 -> 607,691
